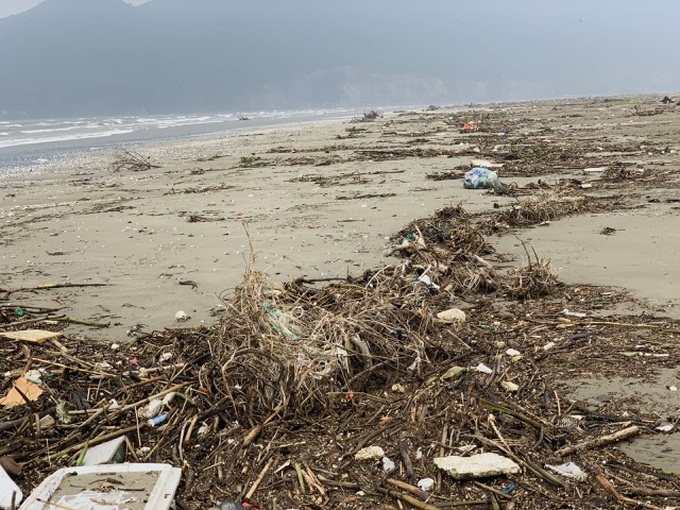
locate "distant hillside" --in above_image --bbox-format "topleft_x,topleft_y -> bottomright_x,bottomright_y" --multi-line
0,0 -> 449,117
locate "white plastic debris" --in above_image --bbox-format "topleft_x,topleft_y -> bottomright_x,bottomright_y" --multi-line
19,463 -> 180,510
456,445 -> 476,454
111,343 -> 120,351
500,381 -> 519,392
562,308 -> 587,318
545,462 -> 588,481
415,447 -> 423,460
437,308 -> 466,323
434,453 -> 520,479
417,478 -> 435,491
382,456 -> 396,474
24,369 -> 43,385
0,464 -> 22,509
159,352 -> 173,363
657,422 -> 674,433
82,436 -> 127,465
141,398 -> 164,419
417,273 -> 440,290
543,341 -> 556,351
355,446 -> 385,461
505,348 -> 521,357
669,386 -> 678,392
475,363 -> 493,375
407,355 -> 421,372
174,310 -> 189,322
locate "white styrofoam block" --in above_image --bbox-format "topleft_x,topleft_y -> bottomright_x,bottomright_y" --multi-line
19,463 -> 181,510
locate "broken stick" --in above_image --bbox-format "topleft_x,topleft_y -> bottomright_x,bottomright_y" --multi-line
555,425 -> 640,456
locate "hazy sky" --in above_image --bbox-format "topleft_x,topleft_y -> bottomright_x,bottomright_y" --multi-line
0,0 -> 148,18
2,0 -> 680,117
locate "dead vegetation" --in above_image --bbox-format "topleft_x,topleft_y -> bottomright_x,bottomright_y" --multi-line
4,201 -> 680,509
110,149 -> 161,172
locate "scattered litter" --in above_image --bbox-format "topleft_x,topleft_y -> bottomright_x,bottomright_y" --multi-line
434,453 -> 521,479
0,464 -> 22,510
148,412 -> 169,427
436,307 -> 466,323
355,446 -> 385,461
470,158 -> 504,169
417,273 -> 440,290
545,462 -> 588,481
461,121 -> 478,132
174,310 -> 189,322
463,167 -> 500,189
505,348 -> 521,357
0,377 -> 44,409
656,422 -> 674,433
417,478 -> 434,491
475,363 -> 493,374
562,309 -> 587,318
19,463 -> 181,510
582,166 -> 607,173
500,380 -> 519,392
140,398 -> 165,419
82,436 -> 127,466
382,456 -> 396,474
0,329 -> 62,344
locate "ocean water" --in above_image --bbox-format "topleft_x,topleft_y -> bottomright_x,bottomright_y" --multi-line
0,107 -> 363,174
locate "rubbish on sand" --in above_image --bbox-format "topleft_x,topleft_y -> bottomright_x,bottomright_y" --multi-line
434,453 -> 521,479
355,446 -> 385,460
0,464 -> 22,510
545,462 -> 588,481
0,377 -> 43,409
81,436 -> 127,465
0,330 -> 62,344
470,158 -> 504,169
20,463 -> 181,510
436,307 -> 466,323
463,168 -> 500,189
475,363 -> 493,374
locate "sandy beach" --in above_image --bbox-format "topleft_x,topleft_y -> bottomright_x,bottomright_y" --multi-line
3,94 -> 680,506
2,95 -> 679,340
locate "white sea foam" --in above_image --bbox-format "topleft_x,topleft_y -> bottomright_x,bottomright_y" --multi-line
0,128 -> 135,149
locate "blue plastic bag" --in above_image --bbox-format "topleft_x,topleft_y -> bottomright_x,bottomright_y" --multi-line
463,167 -> 500,189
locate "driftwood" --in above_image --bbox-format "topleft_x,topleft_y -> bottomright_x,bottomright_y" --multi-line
555,425 -> 640,456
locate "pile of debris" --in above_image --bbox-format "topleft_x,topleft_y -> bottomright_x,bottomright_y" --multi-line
2,203 -> 680,510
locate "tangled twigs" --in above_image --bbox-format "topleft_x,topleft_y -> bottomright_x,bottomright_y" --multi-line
111,149 -> 161,172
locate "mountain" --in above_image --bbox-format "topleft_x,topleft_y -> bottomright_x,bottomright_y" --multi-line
0,0 -> 450,117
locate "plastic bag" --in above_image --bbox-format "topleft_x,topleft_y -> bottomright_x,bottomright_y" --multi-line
463,167 -> 500,189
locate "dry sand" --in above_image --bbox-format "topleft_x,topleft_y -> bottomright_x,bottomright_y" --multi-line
2,95 -> 679,343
